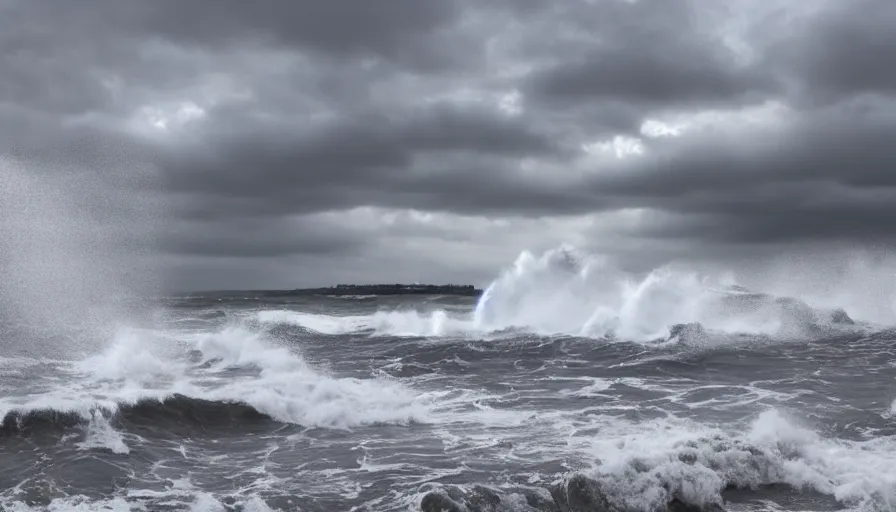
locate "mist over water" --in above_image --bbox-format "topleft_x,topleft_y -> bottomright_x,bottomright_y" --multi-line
0,157 -> 160,357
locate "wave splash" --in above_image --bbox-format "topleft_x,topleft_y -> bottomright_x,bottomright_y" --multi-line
262,246 -> 873,342
0,325 -> 432,443
414,409 -> 896,512
474,246 -> 861,341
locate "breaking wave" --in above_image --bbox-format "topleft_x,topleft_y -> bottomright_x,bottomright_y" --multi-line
259,246 -> 875,343
2,394 -> 271,437
473,246 -> 863,341
0,325 -> 432,440
413,409 -> 896,512
257,309 -> 470,337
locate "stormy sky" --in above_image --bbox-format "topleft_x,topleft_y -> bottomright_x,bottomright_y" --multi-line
2,0 -> 896,291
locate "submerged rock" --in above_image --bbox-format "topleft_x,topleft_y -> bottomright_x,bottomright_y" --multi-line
418,477 -> 728,512
550,475 -> 613,512
667,498 -> 725,512
829,308 -> 854,325
667,322 -> 708,343
467,485 -> 503,511
420,491 -> 465,512
419,485 -> 511,512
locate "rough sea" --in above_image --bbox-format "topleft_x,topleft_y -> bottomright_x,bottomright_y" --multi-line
2,248 -> 896,512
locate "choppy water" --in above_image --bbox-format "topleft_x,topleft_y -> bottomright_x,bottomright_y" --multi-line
2,248 -> 896,511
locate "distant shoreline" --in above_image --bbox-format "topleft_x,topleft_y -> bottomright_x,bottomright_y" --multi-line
286,284 -> 484,296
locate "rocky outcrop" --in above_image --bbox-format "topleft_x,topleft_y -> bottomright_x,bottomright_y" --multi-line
419,485 -> 506,512
549,474 -> 612,512
829,308 -> 854,325
418,475 -> 726,512
666,322 -> 708,343
420,490 -> 465,512
287,284 -> 483,296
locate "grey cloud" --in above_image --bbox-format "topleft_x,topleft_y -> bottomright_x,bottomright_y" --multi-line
3,0 -> 466,73
134,0 -> 464,69
526,48 -> 772,108
579,106 -> 896,246
161,217 -> 366,258
519,0 -> 777,111
597,107 -> 896,200
156,103 -> 569,216
5,0 -> 896,289
769,0 -> 896,104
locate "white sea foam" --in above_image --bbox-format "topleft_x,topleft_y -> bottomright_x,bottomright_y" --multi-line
256,310 -> 369,335
570,408 -> 896,512
474,246 -> 863,341
256,246 -> 873,342
1,323 -> 432,431
194,326 -> 430,428
75,412 -> 130,454
884,398 -> 896,419
0,492 -> 277,512
75,327 -> 186,384
257,309 -> 472,338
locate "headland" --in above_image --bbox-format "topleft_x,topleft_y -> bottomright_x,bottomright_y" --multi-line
286,283 -> 483,296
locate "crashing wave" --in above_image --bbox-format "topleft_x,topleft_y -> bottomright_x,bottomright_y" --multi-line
473,247 -> 862,342
259,247 -> 865,343
413,408 -> 896,512
1,325 -> 432,434
1,394 -> 273,438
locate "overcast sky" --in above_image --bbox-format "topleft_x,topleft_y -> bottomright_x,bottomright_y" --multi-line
2,0 -> 896,292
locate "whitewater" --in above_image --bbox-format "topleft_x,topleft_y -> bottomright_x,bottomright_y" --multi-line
2,246 -> 896,511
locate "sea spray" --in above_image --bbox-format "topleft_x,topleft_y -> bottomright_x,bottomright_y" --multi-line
0,157 -> 162,358
1,322 -> 432,431
260,245 -> 868,342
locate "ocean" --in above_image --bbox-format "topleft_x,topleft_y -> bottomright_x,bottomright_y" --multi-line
2,249 -> 896,512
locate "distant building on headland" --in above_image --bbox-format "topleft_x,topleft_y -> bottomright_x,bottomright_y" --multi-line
288,283 -> 482,296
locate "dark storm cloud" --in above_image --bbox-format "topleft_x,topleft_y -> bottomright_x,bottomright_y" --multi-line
160,216 -> 366,258
583,100 -> 896,246
769,0 -> 896,103
4,0 -> 896,288
155,102 -> 572,218
134,0 -> 465,69
598,107 -> 896,198
526,51 -> 770,107
518,0 -> 778,109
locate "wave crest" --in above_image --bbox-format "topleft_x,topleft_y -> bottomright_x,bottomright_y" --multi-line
413,408 -> 896,512
474,246 -> 863,341
1,394 -> 271,438
1,325 -> 432,434
259,246 -> 867,343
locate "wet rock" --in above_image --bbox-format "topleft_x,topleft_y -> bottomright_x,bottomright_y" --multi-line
420,485 -> 507,512
678,451 -> 698,465
550,474 -> 613,512
829,308 -> 854,325
421,491 -> 465,512
17,478 -> 65,507
468,485 -> 502,511
523,489 -> 561,511
667,498 -> 725,512
774,297 -> 816,325
667,322 -> 707,343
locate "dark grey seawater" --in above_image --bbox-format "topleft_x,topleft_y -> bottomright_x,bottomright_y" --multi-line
2,289 -> 896,512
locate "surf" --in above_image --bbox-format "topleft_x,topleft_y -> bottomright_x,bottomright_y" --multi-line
258,245 -> 878,345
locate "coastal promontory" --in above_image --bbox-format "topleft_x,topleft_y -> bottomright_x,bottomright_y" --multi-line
286,283 -> 483,296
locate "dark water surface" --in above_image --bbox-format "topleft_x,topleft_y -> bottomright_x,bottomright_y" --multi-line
1,292 -> 895,511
